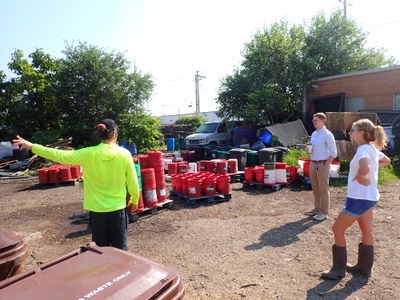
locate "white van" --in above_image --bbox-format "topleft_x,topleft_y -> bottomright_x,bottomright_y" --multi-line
185,122 -> 230,147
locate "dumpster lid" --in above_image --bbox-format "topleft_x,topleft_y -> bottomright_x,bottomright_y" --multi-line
0,228 -> 22,252
0,243 -> 185,299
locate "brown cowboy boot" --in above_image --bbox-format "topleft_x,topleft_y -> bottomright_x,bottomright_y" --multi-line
347,243 -> 374,277
321,245 -> 347,280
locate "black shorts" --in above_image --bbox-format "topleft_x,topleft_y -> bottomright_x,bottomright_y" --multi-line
89,208 -> 129,250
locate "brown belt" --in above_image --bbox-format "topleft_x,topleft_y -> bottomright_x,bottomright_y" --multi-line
311,160 -> 327,163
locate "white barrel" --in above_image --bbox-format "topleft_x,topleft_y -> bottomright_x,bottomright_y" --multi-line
188,162 -> 198,173
275,163 -> 287,184
163,158 -> 173,170
329,162 -> 340,178
275,169 -> 287,183
264,163 -> 276,185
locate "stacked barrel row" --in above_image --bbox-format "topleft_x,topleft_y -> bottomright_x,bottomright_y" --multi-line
167,159 -> 238,176
127,159 -> 145,214
171,172 -> 231,198
37,165 -> 81,184
244,162 -> 299,185
138,151 -> 167,208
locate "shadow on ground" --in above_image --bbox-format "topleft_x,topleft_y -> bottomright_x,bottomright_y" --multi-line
244,217 -> 317,250
306,275 -> 368,299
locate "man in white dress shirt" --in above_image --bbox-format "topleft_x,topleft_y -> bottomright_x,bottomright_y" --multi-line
305,112 -> 337,221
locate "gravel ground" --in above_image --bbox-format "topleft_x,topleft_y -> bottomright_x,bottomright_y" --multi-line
1,177 -> 399,299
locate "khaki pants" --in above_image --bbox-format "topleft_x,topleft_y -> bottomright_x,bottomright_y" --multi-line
310,161 -> 330,215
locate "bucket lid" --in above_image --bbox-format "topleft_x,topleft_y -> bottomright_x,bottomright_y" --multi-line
0,228 -> 22,252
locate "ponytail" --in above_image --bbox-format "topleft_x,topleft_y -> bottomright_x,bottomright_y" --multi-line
373,125 -> 388,150
353,119 -> 388,150
94,124 -> 113,141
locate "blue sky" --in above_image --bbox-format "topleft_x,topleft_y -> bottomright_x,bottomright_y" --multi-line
1,0 -> 400,116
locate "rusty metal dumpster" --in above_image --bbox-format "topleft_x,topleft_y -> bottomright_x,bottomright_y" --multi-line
0,243 -> 185,299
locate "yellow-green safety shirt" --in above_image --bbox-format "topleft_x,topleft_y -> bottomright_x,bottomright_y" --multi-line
32,143 -> 139,212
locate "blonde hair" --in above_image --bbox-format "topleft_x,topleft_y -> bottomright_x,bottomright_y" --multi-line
353,118 -> 388,150
313,112 -> 327,121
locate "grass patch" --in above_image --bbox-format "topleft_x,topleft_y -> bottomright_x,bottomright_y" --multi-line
283,148 -> 310,166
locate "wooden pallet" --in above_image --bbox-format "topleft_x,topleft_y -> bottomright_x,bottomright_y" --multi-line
40,178 -> 81,189
228,171 -> 244,183
128,199 -> 174,223
169,190 -> 231,205
242,181 -> 287,192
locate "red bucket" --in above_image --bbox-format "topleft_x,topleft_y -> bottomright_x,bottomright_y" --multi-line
188,178 -> 202,198
215,160 -> 228,174
202,177 -> 216,196
59,166 -> 72,182
156,181 -> 167,203
303,160 -> 311,178
70,165 -> 81,179
37,168 -> 49,184
143,188 -> 158,208
254,166 -> 264,183
216,175 -> 230,195
181,176 -> 189,196
227,159 -> 238,174
48,168 -> 59,183
244,167 -> 254,183
168,162 -> 178,175
177,163 -> 188,174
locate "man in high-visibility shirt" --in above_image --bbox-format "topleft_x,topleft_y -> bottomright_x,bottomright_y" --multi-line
14,119 -> 139,250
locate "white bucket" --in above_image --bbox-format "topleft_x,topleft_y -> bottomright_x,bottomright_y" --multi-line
163,158 -> 173,170
188,162 -> 198,173
264,165 -> 276,185
329,162 -> 340,178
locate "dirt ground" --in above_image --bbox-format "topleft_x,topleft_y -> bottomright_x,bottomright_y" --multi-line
1,176 -> 399,299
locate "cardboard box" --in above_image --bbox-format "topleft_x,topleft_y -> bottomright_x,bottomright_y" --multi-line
326,112 -> 380,132
336,140 -> 357,161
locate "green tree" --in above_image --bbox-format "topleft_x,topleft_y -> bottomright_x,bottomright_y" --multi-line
174,115 -> 207,131
0,49 -> 60,137
55,42 -> 154,146
118,111 -> 163,154
218,21 -> 308,125
217,10 -> 396,125
305,10 -> 395,78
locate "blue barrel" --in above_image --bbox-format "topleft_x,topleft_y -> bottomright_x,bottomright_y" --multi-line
167,138 -> 175,151
129,144 -> 137,155
119,141 -> 129,149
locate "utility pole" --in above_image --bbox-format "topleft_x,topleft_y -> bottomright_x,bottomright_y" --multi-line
338,0 -> 352,18
194,71 -> 206,115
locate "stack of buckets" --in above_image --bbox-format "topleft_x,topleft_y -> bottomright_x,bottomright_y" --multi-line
37,165 -> 81,184
167,159 -> 238,177
138,151 -> 167,209
244,162 -> 291,185
126,158 -> 145,214
171,171 -> 231,198
297,158 -> 311,178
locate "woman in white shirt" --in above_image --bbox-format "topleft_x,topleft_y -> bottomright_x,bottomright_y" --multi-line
321,119 -> 391,280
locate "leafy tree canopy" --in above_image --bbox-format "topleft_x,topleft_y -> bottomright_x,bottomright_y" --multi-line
0,42 -> 157,148
118,111 -> 163,154
55,42 -> 154,145
0,49 -> 60,136
174,115 -> 207,131
217,10 -> 396,125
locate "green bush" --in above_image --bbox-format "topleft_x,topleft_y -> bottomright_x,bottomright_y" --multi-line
283,147 -> 310,166
174,115 -> 207,132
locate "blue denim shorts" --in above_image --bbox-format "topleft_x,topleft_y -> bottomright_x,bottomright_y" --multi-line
342,197 -> 377,217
